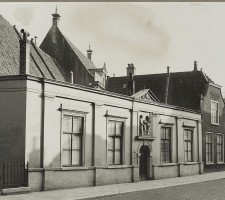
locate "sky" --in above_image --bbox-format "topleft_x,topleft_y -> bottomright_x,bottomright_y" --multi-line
1,2 -> 225,95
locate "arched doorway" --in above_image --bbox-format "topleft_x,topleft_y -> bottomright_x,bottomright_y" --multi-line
139,145 -> 150,181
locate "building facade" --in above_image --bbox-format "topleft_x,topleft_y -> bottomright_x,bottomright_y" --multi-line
0,13 -> 203,191
107,63 -> 225,172
0,75 -> 203,191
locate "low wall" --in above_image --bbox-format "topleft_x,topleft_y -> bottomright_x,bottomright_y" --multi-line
95,166 -> 132,186
28,166 -> 134,191
153,163 -> 178,179
180,162 -> 202,176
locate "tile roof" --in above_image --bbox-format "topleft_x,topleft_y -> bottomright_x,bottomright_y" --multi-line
107,71 -> 209,110
0,15 -> 67,82
65,37 -> 96,70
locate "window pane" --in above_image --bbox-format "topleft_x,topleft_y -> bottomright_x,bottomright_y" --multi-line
72,150 -> 80,165
188,151 -> 192,161
72,134 -> 81,150
62,150 -> 71,165
114,150 -> 121,164
166,128 -> 171,139
161,128 -> 166,139
184,131 -> 188,140
108,150 -> 114,164
108,121 -> 115,136
73,117 -> 83,133
62,134 -> 71,149
116,122 -> 123,136
63,115 -> 72,132
115,137 -> 121,150
108,137 -> 114,150
188,141 -> 192,151
185,152 -> 188,162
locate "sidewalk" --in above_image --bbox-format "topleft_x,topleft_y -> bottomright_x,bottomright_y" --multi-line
1,171 -> 225,200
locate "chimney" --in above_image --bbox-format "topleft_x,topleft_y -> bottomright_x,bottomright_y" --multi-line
34,36 -> 38,45
87,44 -> 93,60
128,73 -> 135,95
70,71 -> 74,84
19,29 -> 30,75
52,6 -> 60,27
126,63 -> 136,76
167,66 -> 170,74
194,61 -> 198,71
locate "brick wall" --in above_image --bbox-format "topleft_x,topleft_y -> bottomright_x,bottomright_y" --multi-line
201,84 -> 225,172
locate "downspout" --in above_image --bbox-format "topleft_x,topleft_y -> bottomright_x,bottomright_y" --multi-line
165,66 -> 170,104
40,77 -> 45,191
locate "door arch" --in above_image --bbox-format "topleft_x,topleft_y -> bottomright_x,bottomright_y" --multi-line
139,145 -> 150,181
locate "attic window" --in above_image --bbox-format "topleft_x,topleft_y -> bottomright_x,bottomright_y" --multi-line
123,84 -> 127,88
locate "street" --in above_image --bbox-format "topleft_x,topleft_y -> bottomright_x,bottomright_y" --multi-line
85,179 -> 225,200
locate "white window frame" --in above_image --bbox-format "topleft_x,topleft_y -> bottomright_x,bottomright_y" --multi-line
106,117 -> 126,166
60,110 -> 87,167
184,129 -> 194,162
160,126 -> 172,164
206,132 -> 214,164
217,133 -> 224,163
211,100 -> 219,125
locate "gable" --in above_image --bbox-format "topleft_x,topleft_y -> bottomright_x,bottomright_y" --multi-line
131,89 -> 160,103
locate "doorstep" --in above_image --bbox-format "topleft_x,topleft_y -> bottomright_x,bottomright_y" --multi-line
1,187 -> 31,196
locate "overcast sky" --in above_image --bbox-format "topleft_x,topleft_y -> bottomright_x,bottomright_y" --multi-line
1,2 -> 225,94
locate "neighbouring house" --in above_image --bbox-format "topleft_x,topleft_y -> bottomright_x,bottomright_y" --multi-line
0,13 -> 203,192
40,9 -> 107,89
106,62 -> 225,172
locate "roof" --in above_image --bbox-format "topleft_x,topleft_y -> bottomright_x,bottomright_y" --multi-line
107,70 -> 210,110
0,15 -> 67,81
65,37 -> 96,70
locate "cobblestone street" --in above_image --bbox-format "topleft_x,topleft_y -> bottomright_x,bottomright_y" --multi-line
1,171 -> 225,200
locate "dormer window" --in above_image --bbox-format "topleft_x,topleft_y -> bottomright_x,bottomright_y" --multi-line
211,101 -> 219,125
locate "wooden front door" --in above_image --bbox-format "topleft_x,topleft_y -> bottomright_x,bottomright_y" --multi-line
139,145 -> 150,181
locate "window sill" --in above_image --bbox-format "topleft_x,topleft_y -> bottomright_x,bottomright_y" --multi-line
211,123 -> 220,126
206,162 -> 215,165
217,162 -> 225,165
107,165 -> 132,169
154,163 -> 178,167
180,162 -> 199,165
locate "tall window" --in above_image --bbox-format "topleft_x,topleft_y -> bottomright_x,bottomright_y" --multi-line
161,127 -> 171,163
211,101 -> 219,124
217,134 -> 224,162
184,129 -> 193,162
108,120 -> 124,165
206,133 -> 213,163
62,115 -> 83,166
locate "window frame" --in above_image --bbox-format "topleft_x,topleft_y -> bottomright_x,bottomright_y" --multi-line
160,126 -> 172,164
61,111 -> 87,167
206,132 -> 214,164
106,117 -> 126,166
184,129 -> 193,162
217,133 -> 224,163
211,100 -> 219,125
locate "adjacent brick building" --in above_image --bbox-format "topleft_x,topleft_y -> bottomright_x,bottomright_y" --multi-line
106,63 -> 225,172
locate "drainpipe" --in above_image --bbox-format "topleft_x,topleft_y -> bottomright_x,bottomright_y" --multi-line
165,66 -> 170,104
40,77 -> 45,191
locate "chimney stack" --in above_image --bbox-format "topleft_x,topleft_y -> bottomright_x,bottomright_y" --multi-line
194,61 -> 198,71
19,29 -> 30,75
167,66 -> 170,74
52,6 -> 60,27
87,44 -> 93,60
128,73 -> 135,95
126,63 -> 136,76
70,71 -> 74,84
